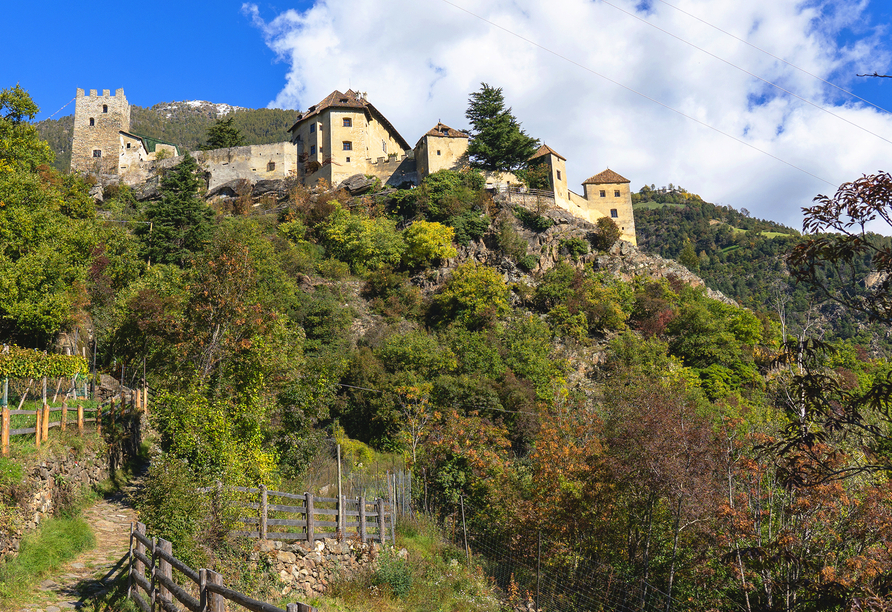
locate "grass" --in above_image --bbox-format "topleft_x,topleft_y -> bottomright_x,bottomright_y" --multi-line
632,201 -> 687,210
0,514 -> 96,604
287,514 -> 503,612
727,225 -> 792,239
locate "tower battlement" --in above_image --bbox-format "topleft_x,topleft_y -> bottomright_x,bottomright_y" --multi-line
71,87 -> 130,174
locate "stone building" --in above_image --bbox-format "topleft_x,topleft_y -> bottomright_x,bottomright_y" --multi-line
414,122 -> 469,177
71,88 -> 131,174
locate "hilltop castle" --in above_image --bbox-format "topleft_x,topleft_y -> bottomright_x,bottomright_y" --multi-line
71,87 -> 636,245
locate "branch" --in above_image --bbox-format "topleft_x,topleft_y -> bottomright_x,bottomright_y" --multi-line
856,72 -> 892,78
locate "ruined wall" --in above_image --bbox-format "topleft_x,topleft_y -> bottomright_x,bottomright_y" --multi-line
71,88 -> 129,174
0,451 -> 109,559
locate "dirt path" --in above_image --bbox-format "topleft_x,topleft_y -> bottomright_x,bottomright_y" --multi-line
18,497 -> 137,612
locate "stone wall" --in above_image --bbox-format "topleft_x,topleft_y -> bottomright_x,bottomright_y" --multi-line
0,451 -> 109,559
251,537 -> 390,599
71,88 -> 129,174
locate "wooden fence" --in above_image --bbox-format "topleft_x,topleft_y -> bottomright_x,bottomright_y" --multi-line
129,522 -> 315,612
0,380 -> 148,456
211,485 -> 396,544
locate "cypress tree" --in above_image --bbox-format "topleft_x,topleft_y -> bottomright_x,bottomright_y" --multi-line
465,83 -> 539,173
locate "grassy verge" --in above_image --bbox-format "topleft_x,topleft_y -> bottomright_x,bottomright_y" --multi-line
288,514 -> 503,612
0,514 -> 96,604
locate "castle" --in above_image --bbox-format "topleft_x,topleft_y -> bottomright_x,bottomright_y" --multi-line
71,87 -> 636,245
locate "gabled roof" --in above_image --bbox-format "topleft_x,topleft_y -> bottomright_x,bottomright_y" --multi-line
529,144 -> 566,161
414,122 -> 469,148
288,89 -> 411,151
582,169 -> 630,185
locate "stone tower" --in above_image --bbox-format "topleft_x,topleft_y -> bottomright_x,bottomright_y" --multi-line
70,88 -> 130,174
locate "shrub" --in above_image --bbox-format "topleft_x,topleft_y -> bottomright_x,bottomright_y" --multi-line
517,253 -> 540,272
402,220 -> 457,269
431,262 -> 511,329
448,211 -> 491,245
497,221 -> 528,261
560,236 -> 589,260
593,217 -> 621,251
373,548 -> 413,598
321,205 -> 406,273
416,169 -> 486,220
514,206 -> 554,232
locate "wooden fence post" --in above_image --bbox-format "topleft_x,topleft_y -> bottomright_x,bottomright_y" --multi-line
149,537 -> 157,610
134,522 -> 146,592
35,407 -> 41,448
61,400 -> 67,432
158,538 -> 172,604
260,484 -> 268,541
359,495 -> 367,543
96,402 -> 102,436
206,569 -> 225,612
109,398 -> 115,432
306,493 -> 315,544
128,523 -> 134,597
1,405 -> 8,457
41,403 -> 49,442
389,473 -> 396,544
77,404 -> 83,434
377,498 -> 385,544
199,568 -> 207,612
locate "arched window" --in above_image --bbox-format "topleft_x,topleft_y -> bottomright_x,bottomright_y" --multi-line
267,161 -> 276,172
102,104 -> 108,113
89,118 -> 95,126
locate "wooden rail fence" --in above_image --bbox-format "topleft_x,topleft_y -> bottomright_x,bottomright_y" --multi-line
205,485 -> 396,544
0,380 -> 148,456
129,522 -> 315,612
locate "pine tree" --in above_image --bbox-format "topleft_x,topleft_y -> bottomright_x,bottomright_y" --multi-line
465,83 -> 539,172
201,116 -> 245,150
138,152 -> 214,266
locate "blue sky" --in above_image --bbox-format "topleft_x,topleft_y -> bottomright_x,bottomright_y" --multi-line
6,0 -> 892,230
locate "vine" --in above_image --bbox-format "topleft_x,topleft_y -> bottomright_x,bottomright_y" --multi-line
0,346 -> 89,379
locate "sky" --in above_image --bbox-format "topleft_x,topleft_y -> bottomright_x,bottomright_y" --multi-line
6,0 -> 892,231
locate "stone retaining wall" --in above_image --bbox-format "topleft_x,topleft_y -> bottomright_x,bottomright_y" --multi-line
0,451 -> 109,558
250,537 -> 391,599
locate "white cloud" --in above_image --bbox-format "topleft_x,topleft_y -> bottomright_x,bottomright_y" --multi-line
243,0 -> 892,231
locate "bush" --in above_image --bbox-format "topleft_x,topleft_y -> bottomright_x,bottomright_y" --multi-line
514,206 -> 554,232
416,169 -> 486,220
497,221 -> 528,261
373,548 -> 413,598
517,253 -> 540,272
321,204 -> 406,273
430,262 -> 511,329
593,217 -> 621,251
560,237 -> 589,260
402,220 -> 457,269
448,211 -> 491,245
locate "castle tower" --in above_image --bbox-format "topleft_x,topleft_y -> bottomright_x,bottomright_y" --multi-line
582,169 -> 637,246
70,88 -> 130,174
413,122 -> 469,179
528,144 -> 567,200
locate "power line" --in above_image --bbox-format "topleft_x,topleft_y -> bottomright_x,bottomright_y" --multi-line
652,0 -> 891,115
599,0 -> 892,147
437,0 -> 839,189
44,97 -> 76,121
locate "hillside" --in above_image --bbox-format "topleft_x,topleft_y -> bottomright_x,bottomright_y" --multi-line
36,101 -> 298,172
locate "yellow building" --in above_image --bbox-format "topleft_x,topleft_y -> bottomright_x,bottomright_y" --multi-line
413,122 -> 469,177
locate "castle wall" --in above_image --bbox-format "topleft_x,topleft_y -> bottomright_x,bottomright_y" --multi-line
568,184 -> 637,246
71,88 -> 129,174
118,133 -> 149,175
415,135 -> 469,178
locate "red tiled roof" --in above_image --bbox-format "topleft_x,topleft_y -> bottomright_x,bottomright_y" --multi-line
529,144 -> 566,161
414,122 -> 469,148
287,89 -> 411,151
582,169 -> 630,184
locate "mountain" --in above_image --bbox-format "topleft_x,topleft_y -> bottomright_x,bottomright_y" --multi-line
36,102 -> 299,172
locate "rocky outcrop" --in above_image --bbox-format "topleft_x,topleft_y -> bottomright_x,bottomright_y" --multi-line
250,537 -> 394,598
338,174 -> 379,196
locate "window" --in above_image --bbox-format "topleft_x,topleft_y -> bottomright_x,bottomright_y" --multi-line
310,145 -> 316,155
610,209 -> 618,218
382,139 -> 386,153
343,117 -> 352,127
343,141 -> 352,151
103,104 -> 108,113
346,157 -> 350,163
267,161 -> 276,171
556,170 -> 562,180
437,150 -> 441,156
614,190 -> 620,197
92,150 -> 101,158
599,190 -> 606,197
126,143 -> 131,149
89,118 -> 95,126
310,124 -> 315,133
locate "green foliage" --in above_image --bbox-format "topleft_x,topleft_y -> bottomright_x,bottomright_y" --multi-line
560,237 -> 589,260
0,345 -> 88,378
0,84 -> 53,172
516,160 -> 552,190
516,253 -> 540,272
430,262 -> 511,329
377,329 -> 457,378
137,152 -> 214,266
497,220 -> 529,261
678,240 -> 699,270
373,548 -> 413,598
465,83 -> 539,172
363,266 -> 424,321
320,204 -> 405,273
593,217 -> 621,251
415,169 -> 486,221
402,220 -> 457,269
447,210 -> 491,245
201,116 -> 246,150
514,206 -> 554,232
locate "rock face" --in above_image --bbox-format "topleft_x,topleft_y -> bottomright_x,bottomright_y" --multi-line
0,451 -> 109,560
338,174 -> 379,196
249,537 -> 395,598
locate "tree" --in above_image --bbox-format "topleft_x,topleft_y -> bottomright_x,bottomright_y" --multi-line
201,116 -> 245,150
0,84 -> 53,171
138,152 -> 214,266
594,217 -> 622,251
465,83 -> 539,173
